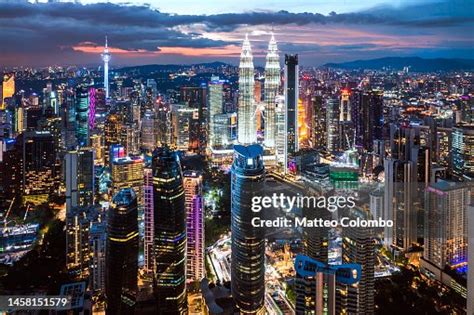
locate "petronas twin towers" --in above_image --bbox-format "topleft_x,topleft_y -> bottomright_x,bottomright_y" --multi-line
237,33 -> 280,147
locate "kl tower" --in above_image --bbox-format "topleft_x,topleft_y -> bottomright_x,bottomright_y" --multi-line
101,36 -> 111,99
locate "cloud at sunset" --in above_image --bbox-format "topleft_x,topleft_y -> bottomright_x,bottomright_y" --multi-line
0,0 -> 472,67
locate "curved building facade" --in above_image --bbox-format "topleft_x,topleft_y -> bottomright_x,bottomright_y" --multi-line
106,188 -> 138,315
152,147 -> 187,314
231,144 -> 266,314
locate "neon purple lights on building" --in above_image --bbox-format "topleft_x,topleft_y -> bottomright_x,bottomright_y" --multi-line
89,87 -> 96,129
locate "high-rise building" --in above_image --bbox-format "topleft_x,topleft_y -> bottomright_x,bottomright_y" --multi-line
208,76 -> 223,149
354,89 -> 384,152
106,188 -> 139,315
152,147 -> 187,314
143,166 -> 154,274
284,54 -> 299,159
183,171 -> 204,283
264,34 -> 280,148
326,98 -> 340,153
175,104 -> 199,152
231,144 -> 265,315
468,203 -> 474,315
237,34 -> 256,145
104,112 -> 123,164
75,86 -> 90,147
141,109 -> 156,152
452,125 -> 474,180
65,148 -> 95,212
2,73 -> 15,110
90,220 -> 106,293
275,95 -> 286,161
341,208 -> 375,315
101,36 -> 111,99
111,154 -> 144,210
424,180 -> 470,271
21,131 -> 60,203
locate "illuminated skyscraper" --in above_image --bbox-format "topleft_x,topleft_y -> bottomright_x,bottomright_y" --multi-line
75,86 -> 90,147
423,181 -> 470,272
284,54 -> 298,172
101,36 -> 111,99
66,206 -> 93,280
264,33 -> 280,148
326,98 -> 340,153
90,220 -> 106,293
231,144 -> 265,315
106,188 -> 139,315
2,73 -> 14,110
208,76 -> 223,149
152,147 -> 187,314
183,171 -> 204,283
65,148 -> 95,211
143,166 -> 154,274
237,34 -> 256,145
342,208 -> 375,315
111,154 -> 144,210
452,125 -> 474,180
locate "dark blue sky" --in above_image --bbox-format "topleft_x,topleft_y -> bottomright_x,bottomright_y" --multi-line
0,0 -> 472,66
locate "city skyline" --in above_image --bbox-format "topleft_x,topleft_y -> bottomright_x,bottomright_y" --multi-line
0,0 -> 472,67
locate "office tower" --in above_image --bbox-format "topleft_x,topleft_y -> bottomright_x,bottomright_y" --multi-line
101,36 -> 111,98
284,54 -> 299,155
264,33 -> 280,148
2,73 -> 14,109
298,98 -> 308,146
111,154 -> 144,209
65,148 -> 95,212
143,167 -> 154,274
212,113 -> 236,148
88,88 -> 96,129
294,255 -> 362,315
183,171 -> 204,283
152,147 -> 187,314
452,125 -> 474,180
468,203 -> 474,315
342,208 -> 375,315
424,181 -> 470,271
339,89 -> 351,122
104,112 -> 123,164
141,109 -> 156,152
237,34 -> 256,145
90,133 -> 104,165
355,90 -> 383,152
106,188 -> 139,315
90,220 -> 106,293
208,76 -> 223,149
66,206 -> 92,280
21,131 -> 60,202
275,95 -> 286,161
175,104 -> 199,152
120,124 -> 141,155
179,86 -> 207,151
231,144 -> 265,315
295,205 -> 329,314
326,98 -> 340,153
64,90 -> 77,150
75,86 -> 90,147
156,102 -> 173,146
312,95 -> 326,149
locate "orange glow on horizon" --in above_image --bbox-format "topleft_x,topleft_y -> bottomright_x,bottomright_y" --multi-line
72,43 -> 240,57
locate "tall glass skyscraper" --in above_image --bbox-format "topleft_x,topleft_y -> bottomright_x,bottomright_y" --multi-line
75,86 -> 90,147
152,147 -> 187,314
237,34 -> 256,145
264,33 -> 280,148
231,144 -> 265,315
106,188 -> 139,315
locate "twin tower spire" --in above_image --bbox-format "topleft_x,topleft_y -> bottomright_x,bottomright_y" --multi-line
237,33 -> 281,147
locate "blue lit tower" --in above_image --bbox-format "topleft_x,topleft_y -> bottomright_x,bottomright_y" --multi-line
101,36 -> 111,99
75,86 -> 89,147
152,146 -> 187,314
106,188 -> 139,315
231,144 -> 266,315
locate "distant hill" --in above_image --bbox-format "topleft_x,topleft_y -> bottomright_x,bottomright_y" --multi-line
115,61 -> 232,74
324,57 -> 474,72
